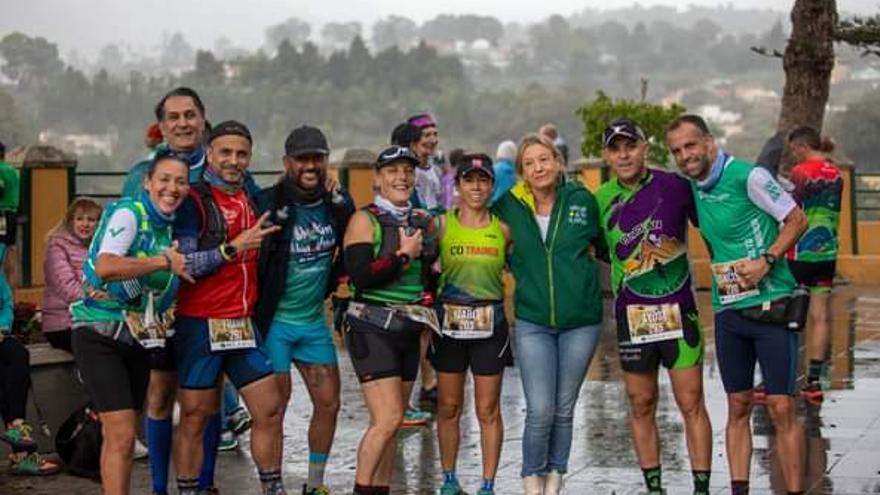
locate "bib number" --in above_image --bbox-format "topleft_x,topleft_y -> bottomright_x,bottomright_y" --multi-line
625,303 -> 684,344
208,318 -> 256,352
711,259 -> 760,305
442,304 -> 494,340
389,305 -> 440,335
124,292 -> 172,349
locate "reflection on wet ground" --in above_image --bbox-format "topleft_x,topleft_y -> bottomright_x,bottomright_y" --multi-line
4,286 -> 880,494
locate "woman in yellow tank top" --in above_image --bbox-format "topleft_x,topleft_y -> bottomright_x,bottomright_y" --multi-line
430,153 -> 512,495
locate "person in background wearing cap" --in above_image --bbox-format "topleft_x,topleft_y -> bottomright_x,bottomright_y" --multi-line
254,125 -> 355,495
492,133 -> 604,495
430,153 -> 512,495
342,145 -> 440,495
491,140 -> 517,205
666,115 -> 807,495
170,120 -> 287,495
595,118 -> 712,495
407,113 -> 444,214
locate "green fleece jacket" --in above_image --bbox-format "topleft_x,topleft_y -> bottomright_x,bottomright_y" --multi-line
492,180 -> 604,329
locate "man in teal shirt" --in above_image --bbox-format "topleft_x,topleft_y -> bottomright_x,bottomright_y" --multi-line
666,115 -> 808,495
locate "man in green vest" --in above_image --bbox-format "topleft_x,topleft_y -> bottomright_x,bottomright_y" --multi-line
666,115 -> 808,495
0,140 -> 19,293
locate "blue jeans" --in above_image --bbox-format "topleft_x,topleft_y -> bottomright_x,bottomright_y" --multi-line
514,319 -> 601,477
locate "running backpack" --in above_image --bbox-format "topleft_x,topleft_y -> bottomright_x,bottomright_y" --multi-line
55,403 -> 103,480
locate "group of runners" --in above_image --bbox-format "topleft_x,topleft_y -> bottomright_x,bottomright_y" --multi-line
19,83 -> 841,495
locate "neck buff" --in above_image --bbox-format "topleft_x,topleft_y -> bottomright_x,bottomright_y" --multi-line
158,143 -> 206,174
282,167 -> 327,204
203,166 -> 243,195
696,149 -> 730,192
373,194 -> 411,222
139,189 -> 174,228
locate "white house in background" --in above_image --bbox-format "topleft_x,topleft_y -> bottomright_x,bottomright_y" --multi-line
698,105 -> 741,125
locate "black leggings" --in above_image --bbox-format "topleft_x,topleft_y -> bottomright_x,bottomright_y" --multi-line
0,337 -> 30,425
45,329 -> 73,353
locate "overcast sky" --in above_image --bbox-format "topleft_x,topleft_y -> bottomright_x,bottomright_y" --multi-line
2,0 -> 877,57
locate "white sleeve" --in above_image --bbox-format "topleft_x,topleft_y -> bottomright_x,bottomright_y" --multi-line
746,167 -> 797,222
98,208 -> 138,256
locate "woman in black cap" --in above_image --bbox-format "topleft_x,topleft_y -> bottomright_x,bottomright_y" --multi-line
342,145 -> 439,495
431,153 -> 512,495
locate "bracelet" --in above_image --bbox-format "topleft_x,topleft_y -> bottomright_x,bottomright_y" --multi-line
162,253 -> 172,270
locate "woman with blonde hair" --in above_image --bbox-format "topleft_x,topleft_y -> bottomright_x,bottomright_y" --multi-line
42,197 -> 103,352
492,133 -> 605,495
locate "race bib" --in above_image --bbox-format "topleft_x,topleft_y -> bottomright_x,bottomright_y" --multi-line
390,305 -> 440,335
711,259 -> 760,305
208,318 -> 256,352
441,304 -> 494,340
625,303 -> 684,344
124,310 -> 172,350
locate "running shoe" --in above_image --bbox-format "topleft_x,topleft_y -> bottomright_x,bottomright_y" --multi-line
218,430 -> 239,451
752,385 -> 767,405
401,407 -> 431,427
439,480 -> 468,495
133,438 -> 149,459
9,452 -> 61,476
204,487 -> 220,494
0,422 -> 37,452
302,483 -> 331,495
227,406 -> 253,435
476,489 -> 494,495
800,382 -> 825,405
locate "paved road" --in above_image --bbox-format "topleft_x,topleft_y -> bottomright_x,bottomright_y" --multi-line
4,286 -> 880,494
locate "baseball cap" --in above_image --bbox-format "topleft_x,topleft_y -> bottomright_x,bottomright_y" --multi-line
456,153 -> 494,180
376,145 -> 420,169
407,113 -> 437,130
285,125 -> 329,157
207,120 -> 252,144
602,118 -> 646,147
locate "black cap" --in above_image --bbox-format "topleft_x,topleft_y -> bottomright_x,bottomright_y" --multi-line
456,153 -> 494,180
376,145 -> 420,169
208,120 -> 252,144
285,125 -> 329,158
602,118 -> 645,147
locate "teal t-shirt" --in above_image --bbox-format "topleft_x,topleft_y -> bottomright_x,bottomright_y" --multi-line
274,201 -> 336,325
691,155 -> 797,311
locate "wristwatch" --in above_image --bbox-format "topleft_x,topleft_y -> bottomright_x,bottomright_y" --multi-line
761,252 -> 777,267
219,243 -> 238,261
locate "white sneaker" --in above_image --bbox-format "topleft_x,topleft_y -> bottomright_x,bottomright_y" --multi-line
133,438 -> 149,460
544,471 -> 564,495
523,475 -> 544,495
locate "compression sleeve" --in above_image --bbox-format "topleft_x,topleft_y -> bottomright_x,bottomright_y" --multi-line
98,208 -> 137,255
746,167 -> 797,222
344,242 -> 403,290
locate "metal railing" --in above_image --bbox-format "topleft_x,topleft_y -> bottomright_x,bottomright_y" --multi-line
74,170 -> 284,200
854,173 -> 880,222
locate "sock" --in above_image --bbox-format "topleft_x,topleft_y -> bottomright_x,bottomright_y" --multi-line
642,465 -> 662,494
787,492 -> 804,495
375,487 -> 390,495
259,468 -> 285,495
353,483 -> 373,495
807,359 -> 825,384
177,477 -> 200,495
307,451 -> 329,489
693,470 -> 710,495
732,480 -> 750,495
481,478 -> 495,491
198,413 -> 222,490
443,470 -> 458,485
145,416 -> 172,495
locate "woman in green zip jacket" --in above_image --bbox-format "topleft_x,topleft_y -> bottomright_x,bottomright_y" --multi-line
492,133 -> 605,495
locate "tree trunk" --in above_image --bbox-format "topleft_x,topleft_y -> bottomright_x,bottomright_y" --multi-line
778,0 -> 837,136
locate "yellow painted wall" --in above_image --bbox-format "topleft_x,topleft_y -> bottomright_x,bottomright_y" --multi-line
29,169 -> 69,286
857,221 -> 880,255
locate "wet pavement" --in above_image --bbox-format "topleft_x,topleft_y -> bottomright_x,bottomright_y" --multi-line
4,285 -> 880,494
